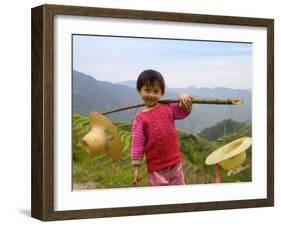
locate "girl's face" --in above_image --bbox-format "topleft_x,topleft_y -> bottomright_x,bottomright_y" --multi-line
139,83 -> 163,108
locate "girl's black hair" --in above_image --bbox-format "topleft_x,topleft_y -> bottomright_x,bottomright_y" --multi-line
136,69 -> 165,94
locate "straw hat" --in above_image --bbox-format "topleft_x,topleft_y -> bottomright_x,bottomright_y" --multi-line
205,137 -> 252,171
82,112 -> 122,160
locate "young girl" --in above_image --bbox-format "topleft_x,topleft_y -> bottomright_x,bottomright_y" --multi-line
131,69 -> 192,186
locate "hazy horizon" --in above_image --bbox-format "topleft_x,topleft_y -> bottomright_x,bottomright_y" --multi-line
74,69 -> 252,91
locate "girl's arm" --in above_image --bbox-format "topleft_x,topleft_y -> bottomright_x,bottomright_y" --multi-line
179,93 -> 192,113
131,116 -> 145,160
168,94 -> 192,120
131,116 -> 145,185
132,165 -> 141,186
169,103 -> 191,121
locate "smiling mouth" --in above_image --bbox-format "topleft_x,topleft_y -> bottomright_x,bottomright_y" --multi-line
145,98 -> 157,105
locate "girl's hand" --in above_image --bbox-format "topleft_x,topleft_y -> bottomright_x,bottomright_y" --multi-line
132,166 -> 141,186
179,93 -> 193,112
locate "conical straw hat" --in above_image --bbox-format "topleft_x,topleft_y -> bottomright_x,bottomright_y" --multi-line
82,112 -> 122,160
205,137 -> 252,171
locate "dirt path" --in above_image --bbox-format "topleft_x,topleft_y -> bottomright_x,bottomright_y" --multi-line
73,182 -> 97,190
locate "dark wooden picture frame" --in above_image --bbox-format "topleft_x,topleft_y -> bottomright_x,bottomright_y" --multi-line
31,4 -> 274,221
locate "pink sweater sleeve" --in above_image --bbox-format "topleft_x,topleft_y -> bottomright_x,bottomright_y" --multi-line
131,116 -> 145,160
169,103 -> 190,120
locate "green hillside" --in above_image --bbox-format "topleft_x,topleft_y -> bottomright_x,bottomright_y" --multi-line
198,118 -> 246,141
215,122 -> 252,143
72,114 -> 252,189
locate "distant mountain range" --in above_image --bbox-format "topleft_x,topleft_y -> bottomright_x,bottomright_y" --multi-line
73,70 -> 252,133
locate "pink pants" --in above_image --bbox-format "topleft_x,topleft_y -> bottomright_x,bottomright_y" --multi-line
148,162 -> 185,186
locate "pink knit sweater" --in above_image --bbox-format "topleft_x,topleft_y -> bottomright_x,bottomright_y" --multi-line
131,103 -> 190,172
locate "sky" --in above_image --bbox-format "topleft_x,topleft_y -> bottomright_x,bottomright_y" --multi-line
72,35 -> 252,89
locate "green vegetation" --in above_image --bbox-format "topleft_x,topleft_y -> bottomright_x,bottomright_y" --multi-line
72,114 -> 252,189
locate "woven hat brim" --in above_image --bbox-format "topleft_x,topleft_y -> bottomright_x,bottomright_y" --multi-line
103,124 -> 123,160
86,112 -> 123,160
205,137 -> 252,165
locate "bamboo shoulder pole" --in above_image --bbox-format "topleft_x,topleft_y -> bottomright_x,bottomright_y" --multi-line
101,98 -> 244,115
